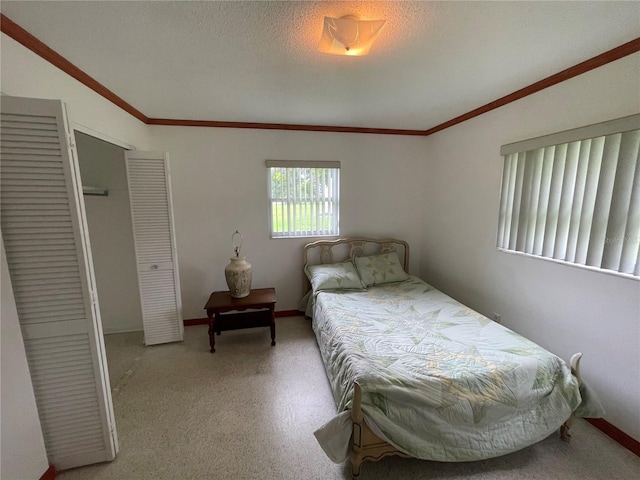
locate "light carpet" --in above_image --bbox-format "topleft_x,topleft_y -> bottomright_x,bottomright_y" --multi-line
58,317 -> 639,480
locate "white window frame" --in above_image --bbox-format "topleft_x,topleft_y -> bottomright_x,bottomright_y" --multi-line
497,114 -> 640,279
266,160 -> 340,238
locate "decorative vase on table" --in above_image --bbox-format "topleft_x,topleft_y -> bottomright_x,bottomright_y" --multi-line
224,230 -> 252,298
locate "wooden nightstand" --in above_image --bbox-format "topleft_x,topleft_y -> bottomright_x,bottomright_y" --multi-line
203,288 -> 276,353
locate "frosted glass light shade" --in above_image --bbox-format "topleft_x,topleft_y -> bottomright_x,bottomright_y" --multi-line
318,16 -> 386,56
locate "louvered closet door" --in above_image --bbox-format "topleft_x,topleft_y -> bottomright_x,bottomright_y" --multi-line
125,151 -> 183,345
1,96 -> 117,469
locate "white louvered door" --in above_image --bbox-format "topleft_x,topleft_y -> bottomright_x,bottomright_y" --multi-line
125,151 -> 183,345
0,96 -> 117,469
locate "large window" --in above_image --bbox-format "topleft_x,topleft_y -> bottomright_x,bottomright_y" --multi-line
266,160 -> 340,238
497,114 -> 640,278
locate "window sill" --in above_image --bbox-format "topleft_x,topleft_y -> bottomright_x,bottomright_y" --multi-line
270,233 -> 339,240
496,248 -> 639,281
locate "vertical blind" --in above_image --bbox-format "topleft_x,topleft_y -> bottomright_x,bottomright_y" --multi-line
497,114 -> 640,277
266,160 -> 340,237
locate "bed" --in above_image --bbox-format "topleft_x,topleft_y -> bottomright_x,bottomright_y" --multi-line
302,237 -> 603,479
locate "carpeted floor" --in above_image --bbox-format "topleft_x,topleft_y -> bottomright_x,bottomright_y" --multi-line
58,317 -> 639,480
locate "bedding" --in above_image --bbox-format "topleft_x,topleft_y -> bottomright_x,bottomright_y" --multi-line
353,251 -> 409,286
305,261 -> 365,292
310,275 -> 603,464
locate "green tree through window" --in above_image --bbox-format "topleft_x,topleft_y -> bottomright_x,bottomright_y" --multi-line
267,161 -> 340,237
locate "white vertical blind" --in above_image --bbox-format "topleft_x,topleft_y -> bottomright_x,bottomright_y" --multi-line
266,160 -> 340,237
498,114 -> 640,277
621,139 -> 640,274
332,165 -> 340,234
565,140 -> 591,262
602,130 -> 640,271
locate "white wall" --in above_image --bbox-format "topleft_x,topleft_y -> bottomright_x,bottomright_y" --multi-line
420,53 -> 640,441
0,33 -> 151,150
148,127 -> 426,318
76,132 -> 143,334
1,241 -> 50,480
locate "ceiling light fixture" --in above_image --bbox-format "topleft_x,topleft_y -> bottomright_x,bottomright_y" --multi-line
317,15 -> 386,56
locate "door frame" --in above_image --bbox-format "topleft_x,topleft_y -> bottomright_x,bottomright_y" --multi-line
72,122 -> 137,151
70,124 -> 140,448
68,121 -> 141,459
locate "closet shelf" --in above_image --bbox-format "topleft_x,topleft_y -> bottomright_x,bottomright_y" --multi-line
82,186 -> 109,196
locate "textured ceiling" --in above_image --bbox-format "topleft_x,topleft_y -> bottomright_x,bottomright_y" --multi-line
2,1 -> 639,130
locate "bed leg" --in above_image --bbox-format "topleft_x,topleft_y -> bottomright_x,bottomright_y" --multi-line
561,418 -> 575,441
561,353 -> 583,442
351,381 -> 364,480
351,450 -> 363,480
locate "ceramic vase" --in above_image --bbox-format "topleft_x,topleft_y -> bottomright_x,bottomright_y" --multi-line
225,256 -> 252,298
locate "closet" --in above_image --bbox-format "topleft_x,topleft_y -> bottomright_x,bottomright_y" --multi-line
75,132 -> 142,335
1,95 -> 183,469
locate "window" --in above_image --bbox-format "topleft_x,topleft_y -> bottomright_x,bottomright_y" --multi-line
497,114 -> 640,278
266,160 -> 340,238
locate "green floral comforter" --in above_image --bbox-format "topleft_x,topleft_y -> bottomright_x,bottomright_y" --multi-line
312,276 -> 592,462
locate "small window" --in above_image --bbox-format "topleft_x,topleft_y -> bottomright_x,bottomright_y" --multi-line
497,114 -> 640,278
266,160 -> 340,238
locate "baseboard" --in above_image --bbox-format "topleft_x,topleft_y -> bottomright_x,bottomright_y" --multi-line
40,465 -> 56,480
585,418 -> 640,457
184,310 -> 303,326
103,327 -> 144,335
275,310 -> 304,318
184,317 -> 209,326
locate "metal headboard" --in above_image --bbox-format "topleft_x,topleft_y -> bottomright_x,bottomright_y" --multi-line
303,237 -> 410,293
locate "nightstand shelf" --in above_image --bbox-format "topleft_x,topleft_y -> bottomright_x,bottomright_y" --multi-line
203,288 -> 276,353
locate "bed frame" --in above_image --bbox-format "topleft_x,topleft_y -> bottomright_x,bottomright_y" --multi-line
303,237 -> 583,480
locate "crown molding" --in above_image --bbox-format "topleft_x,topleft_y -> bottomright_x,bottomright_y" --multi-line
145,117 -> 427,135
423,37 -> 640,136
1,13 -> 148,123
2,13 -> 639,137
